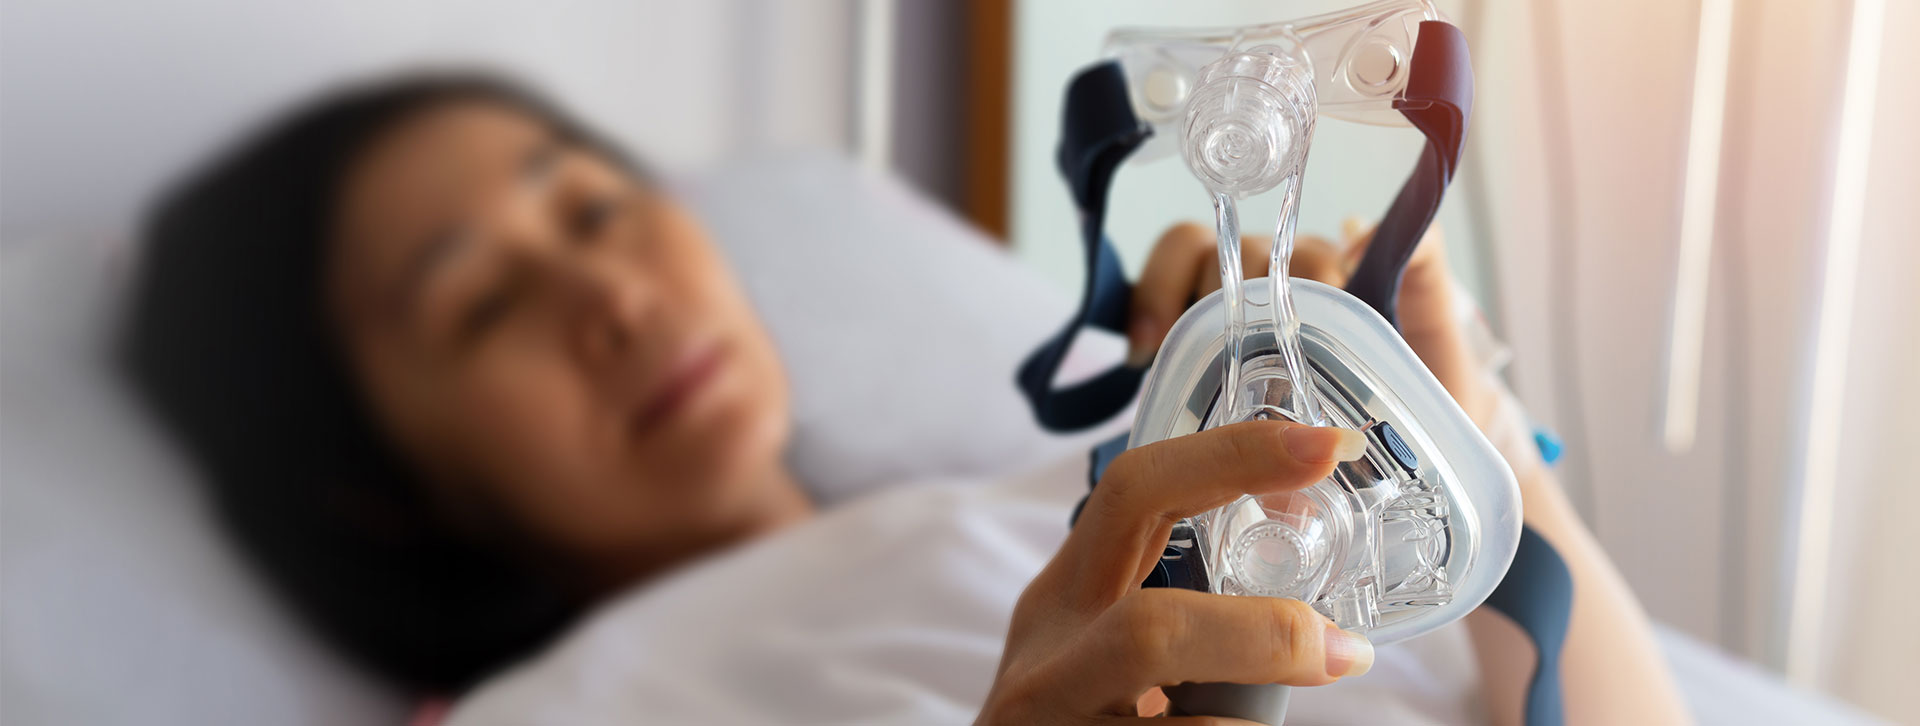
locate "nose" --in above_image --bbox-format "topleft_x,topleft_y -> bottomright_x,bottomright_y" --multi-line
558,256 -> 658,372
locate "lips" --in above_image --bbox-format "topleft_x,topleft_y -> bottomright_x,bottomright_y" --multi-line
631,341 -> 729,434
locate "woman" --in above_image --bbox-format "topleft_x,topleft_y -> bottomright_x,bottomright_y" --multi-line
121,74 -> 1686,724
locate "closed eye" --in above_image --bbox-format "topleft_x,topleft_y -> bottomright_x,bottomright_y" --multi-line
568,195 -> 620,243
458,274 -> 526,341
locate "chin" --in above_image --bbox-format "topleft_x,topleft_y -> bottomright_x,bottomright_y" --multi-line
697,342 -> 792,490
706,397 -> 791,488
637,383 -> 791,507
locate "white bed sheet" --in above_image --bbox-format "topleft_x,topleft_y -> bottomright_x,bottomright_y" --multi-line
444,446 -> 1891,725
446,453 -> 1488,726
1657,626 -> 1885,725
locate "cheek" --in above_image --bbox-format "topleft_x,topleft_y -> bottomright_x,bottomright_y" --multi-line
656,217 -> 790,416
614,221 -> 792,491
435,350 -> 668,549
450,356 -> 592,467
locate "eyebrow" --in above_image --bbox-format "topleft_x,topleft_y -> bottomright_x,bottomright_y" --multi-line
388,224 -> 469,318
520,138 -> 563,186
389,139 -> 565,318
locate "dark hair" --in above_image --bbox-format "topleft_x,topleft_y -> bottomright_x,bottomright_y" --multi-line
118,73 -> 630,691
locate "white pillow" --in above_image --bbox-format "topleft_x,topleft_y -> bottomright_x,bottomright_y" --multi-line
677,153 -> 1128,505
0,154 -> 1127,724
0,236 -> 408,725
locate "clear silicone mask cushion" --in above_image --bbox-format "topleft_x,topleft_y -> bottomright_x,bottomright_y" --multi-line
1112,0 -> 1521,649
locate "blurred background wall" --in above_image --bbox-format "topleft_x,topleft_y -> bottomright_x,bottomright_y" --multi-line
0,0 -> 860,240
0,0 -> 982,243
2,0 -> 1914,721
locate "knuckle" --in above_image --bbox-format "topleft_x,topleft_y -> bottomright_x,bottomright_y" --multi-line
1180,233 -> 1214,257
1237,422 -> 1336,483
1113,591 -> 1183,670
1085,490 -> 1132,533
1005,584 -> 1058,640
1266,599 -> 1325,667
1092,445 -> 1198,536
1016,565 -> 1100,623
1012,571 -> 1056,616
1226,422 -> 1291,471
1096,449 -> 1152,510
1160,222 -> 1210,251
978,680 -> 1047,725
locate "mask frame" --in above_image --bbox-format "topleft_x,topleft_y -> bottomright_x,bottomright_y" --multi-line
1129,277 -> 1522,647
1019,0 -> 1476,432
1014,2 -> 1526,722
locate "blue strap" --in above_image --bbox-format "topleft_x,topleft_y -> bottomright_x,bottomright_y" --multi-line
1014,62 -> 1151,432
1486,526 -> 1574,726
1346,20 -> 1473,327
1477,426 -> 1573,726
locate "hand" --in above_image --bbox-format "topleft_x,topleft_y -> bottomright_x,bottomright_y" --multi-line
977,421 -> 1376,725
1126,222 -> 1348,367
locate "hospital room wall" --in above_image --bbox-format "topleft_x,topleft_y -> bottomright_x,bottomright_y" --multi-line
1486,1 -> 1919,720
1801,0 -> 1920,717
1008,0 -> 1918,720
1469,0 -> 1745,655
0,0 -> 868,242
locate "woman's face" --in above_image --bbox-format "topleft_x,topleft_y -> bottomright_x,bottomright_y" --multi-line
327,100 -> 792,581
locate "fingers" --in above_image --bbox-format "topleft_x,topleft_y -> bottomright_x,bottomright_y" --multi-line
1131,223 -> 1214,366
1130,223 -> 1271,366
1189,235 -> 1272,298
1291,234 -> 1347,286
1054,421 -> 1366,607
1065,589 -> 1374,702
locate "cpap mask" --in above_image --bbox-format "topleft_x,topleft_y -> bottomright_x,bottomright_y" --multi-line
1022,1 -> 1523,721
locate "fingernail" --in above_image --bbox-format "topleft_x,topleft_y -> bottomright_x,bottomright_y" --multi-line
1127,315 -> 1162,367
1282,426 -> 1368,463
1324,625 -> 1375,677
